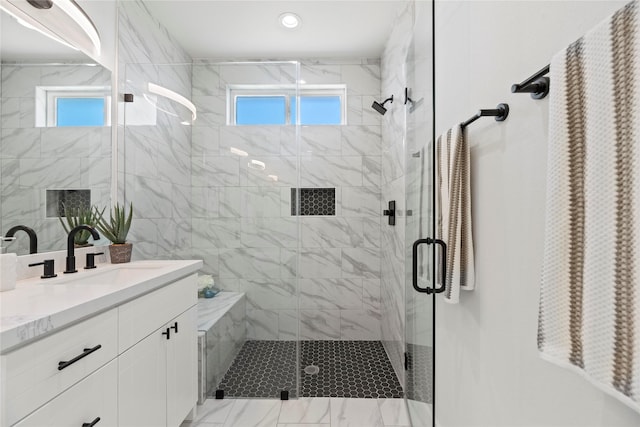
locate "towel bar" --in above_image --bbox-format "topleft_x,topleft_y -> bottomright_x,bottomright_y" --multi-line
511,64 -> 550,99
460,103 -> 509,129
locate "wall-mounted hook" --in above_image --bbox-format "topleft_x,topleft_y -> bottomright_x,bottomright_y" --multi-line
404,87 -> 414,105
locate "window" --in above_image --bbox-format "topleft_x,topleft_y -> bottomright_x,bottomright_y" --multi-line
291,96 -> 342,125
236,96 -> 287,125
228,84 -> 346,125
56,97 -> 105,127
35,86 -> 111,127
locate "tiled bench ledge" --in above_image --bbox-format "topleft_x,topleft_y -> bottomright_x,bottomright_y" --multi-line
197,292 -> 246,404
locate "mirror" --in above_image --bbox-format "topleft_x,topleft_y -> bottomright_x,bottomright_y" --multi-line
0,4 -> 112,255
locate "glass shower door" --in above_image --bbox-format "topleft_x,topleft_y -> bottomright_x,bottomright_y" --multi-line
405,2 -> 435,425
122,61 -> 301,402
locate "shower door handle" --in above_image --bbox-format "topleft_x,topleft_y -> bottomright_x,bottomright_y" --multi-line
412,238 -> 447,294
432,238 -> 447,294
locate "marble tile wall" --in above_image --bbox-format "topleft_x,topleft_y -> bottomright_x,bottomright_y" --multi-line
191,59 -> 383,341
117,0 -> 193,260
0,64 -> 112,254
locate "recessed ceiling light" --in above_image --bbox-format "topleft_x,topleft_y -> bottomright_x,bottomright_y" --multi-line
279,12 -> 301,29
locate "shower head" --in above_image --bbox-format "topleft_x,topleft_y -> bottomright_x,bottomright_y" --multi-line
371,95 -> 394,115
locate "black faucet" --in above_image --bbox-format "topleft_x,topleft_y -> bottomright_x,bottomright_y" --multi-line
65,225 -> 100,274
5,225 -> 38,254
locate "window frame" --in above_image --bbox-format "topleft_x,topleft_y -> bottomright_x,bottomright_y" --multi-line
227,84 -> 347,126
35,85 -> 111,127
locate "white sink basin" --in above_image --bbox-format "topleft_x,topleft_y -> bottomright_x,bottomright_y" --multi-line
37,262 -> 167,286
74,266 -> 161,285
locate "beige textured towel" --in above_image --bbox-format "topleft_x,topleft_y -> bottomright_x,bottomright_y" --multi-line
539,0 -> 640,412
436,124 -> 475,304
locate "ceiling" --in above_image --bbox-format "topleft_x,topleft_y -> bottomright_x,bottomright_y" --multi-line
0,0 -> 405,63
144,1 -> 406,59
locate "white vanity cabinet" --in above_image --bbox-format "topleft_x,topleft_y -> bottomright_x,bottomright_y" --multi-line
118,275 -> 197,427
13,360 -> 118,427
1,266 -> 199,427
2,308 -> 118,426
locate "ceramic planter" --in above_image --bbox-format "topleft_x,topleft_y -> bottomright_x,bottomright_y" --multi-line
109,243 -> 132,264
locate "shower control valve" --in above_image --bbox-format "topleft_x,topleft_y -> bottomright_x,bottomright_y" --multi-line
383,200 -> 396,226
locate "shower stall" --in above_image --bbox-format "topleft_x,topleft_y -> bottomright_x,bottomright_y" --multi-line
121,54 -> 435,423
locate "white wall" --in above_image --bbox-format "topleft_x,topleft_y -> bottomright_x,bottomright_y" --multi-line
434,1 -> 640,426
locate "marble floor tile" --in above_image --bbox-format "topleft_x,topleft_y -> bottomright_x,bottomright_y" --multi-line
330,398 -> 385,427
277,424 -> 330,427
406,399 -> 434,427
222,399 -> 282,427
378,399 -> 410,426
186,397 -> 413,427
278,397 -> 330,424
193,399 -> 235,424
180,422 -> 223,427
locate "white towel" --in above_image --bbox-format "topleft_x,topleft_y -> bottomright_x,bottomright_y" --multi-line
436,124 -> 475,304
539,0 -> 640,412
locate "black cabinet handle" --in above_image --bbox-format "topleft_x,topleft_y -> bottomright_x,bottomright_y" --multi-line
171,322 -> 178,333
58,345 -> 102,371
82,417 -> 101,427
162,328 -> 171,340
412,238 -> 447,294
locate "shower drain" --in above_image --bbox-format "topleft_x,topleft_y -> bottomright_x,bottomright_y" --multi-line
304,365 -> 320,375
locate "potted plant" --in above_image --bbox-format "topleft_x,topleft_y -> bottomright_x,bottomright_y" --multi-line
59,204 -> 105,247
97,202 -> 133,264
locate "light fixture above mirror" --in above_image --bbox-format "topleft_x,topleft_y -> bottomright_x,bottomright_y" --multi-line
0,0 -> 101,58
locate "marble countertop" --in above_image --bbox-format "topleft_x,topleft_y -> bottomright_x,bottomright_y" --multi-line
0,259 -> 203,354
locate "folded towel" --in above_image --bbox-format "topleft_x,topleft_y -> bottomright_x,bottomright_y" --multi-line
539,0 -> 640,412
436,124 -> 475,303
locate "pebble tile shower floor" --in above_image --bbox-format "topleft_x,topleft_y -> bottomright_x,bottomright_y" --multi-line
214,340 -> 404,399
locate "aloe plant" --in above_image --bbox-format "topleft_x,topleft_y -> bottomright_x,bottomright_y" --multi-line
58,204 -> 105,245
97,203 -> 133,244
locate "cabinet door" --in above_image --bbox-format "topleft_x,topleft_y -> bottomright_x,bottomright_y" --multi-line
4,308 -> 118,426
118,327 -> 167,427
166,307 -> 197,427
14,360 -> 117,427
